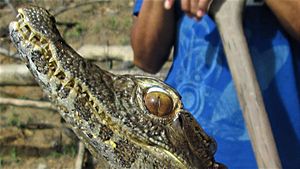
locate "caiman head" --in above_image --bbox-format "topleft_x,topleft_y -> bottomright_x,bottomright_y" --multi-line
9,6 -> 226,169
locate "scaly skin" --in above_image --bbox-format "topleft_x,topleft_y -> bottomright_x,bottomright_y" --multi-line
9,6 -> 226,169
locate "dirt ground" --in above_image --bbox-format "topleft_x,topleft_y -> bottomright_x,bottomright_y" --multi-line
0,0 -> 135,168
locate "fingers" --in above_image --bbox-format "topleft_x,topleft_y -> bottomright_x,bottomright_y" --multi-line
164,0 -> 212,20
181,0 -> 212,20
198,0 -> 211,14
181,0 -> 191,12
181,0 -> 193,17
190,0 -> 199,16
164,0 -> 175,10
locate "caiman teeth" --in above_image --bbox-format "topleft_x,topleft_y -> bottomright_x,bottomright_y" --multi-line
18,18 -> 24,24
19,22 -> 26,29
14,13 -> 122,145
49,57 -> 55,62
16,18 -> 57,79
33,45 -> 42,52
62,79 -> 71,86
28,32 -> 36,41
53,69 -> 62,76
24,31 -> 30,38
41,43 -> 49,50
40,37 -> 46,43
16,13 -> 21,20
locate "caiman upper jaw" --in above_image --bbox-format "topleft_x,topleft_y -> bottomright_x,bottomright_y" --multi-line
9,7 -> 60,75
15,6 -> 61,42
9,5 -> 227,169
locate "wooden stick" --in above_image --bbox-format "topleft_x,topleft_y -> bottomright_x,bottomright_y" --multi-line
210,0 -> 282,168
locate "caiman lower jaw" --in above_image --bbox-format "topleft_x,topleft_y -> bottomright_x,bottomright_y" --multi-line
10,20 -> 57,76
10,19 -> 194,168
9,18 -> 123,141
11,12 -> 182,160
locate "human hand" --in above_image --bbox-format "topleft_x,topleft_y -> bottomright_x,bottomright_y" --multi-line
164,0 -> 212,20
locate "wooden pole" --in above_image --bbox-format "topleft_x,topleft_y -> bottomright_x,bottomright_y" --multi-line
209,0 -> 282,168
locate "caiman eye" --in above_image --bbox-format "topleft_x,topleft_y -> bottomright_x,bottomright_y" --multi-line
144,90 -> 173,117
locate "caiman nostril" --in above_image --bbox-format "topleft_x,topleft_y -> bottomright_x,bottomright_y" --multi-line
9,6 -> 225,169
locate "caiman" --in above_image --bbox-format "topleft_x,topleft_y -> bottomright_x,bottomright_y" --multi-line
9,6 -> 226,169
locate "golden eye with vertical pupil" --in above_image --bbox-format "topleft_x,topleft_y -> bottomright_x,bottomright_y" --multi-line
144,91 -> 173,117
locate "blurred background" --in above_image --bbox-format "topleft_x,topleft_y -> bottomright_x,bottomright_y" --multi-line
0,0 -> 171,168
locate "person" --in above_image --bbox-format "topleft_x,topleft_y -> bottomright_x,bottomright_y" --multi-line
130,0 -> 300,168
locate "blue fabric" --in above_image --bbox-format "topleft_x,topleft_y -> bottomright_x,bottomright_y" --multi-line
133,1 -> 300,169
133,0 -> 143,16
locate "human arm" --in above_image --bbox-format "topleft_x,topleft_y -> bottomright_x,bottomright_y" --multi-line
131,0 -> 212,74
130,1 -> 176,74
265,0 -> 300,41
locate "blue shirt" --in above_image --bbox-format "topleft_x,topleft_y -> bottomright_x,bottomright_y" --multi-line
134,1 -> 300,168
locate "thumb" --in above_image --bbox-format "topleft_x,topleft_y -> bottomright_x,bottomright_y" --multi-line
164,0 -> 175,10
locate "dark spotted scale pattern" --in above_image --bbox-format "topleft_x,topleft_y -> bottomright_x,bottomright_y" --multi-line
9,6 -> 227,169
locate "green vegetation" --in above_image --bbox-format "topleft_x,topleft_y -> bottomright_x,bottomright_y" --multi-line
49,151 -> 62,159
106,16 -> 119,31
8,114 -> 21,127
65,23 -> 87,39
0,156 -> 3,169
0,105 -> 7,113
50,143 -> 77,158
10,148 -> 19,163
64,144 -> 77,158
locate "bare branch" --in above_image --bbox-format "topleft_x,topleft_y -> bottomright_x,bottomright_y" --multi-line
77,45 -> 133,61
75,142 -> 86,169
0,97 -> 55,110
0,45 -> 169,86
0,63 -> 169,86
0,64 -> 36,86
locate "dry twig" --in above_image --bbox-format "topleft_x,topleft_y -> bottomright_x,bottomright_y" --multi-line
0,62 -> 169,86
0,64 -> 36,86
75,142 -> 86,169
0,97 -> 54,110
